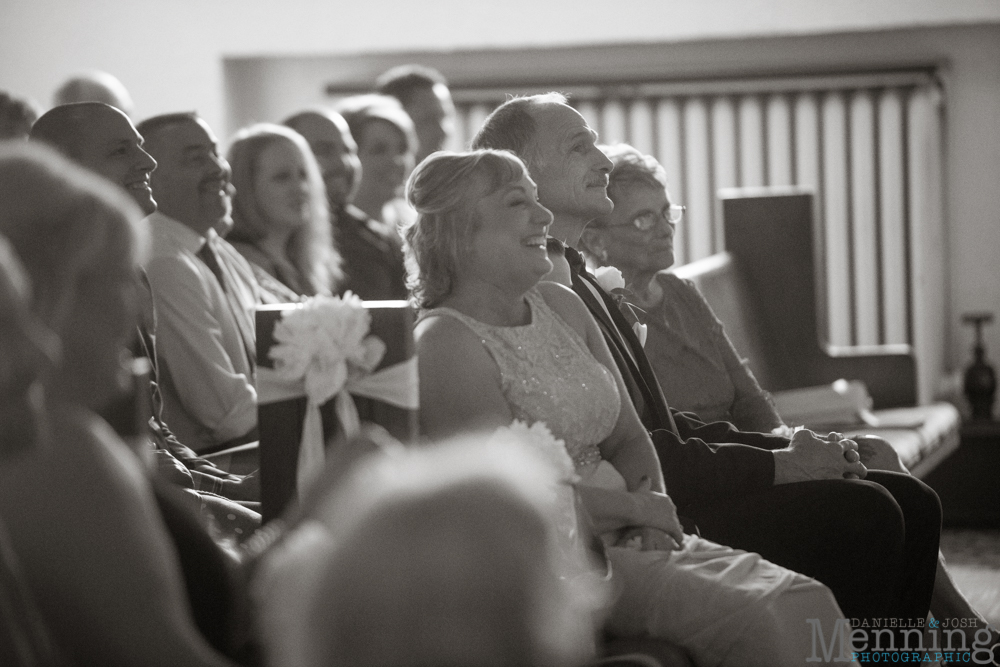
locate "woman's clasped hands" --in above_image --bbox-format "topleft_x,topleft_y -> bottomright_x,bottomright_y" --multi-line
618,477 -> 685,553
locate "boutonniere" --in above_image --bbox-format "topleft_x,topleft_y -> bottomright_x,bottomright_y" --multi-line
593,265 -> 626,293
593,266 -> 648,348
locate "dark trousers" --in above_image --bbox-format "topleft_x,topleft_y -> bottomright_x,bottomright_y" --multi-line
683,471 -> 941,623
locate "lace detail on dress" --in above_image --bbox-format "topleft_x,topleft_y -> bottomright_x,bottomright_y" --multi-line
421,288 -> 620,470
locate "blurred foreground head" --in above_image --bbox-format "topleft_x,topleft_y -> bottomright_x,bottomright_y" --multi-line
0,142 -> 146,412
259,435 -> 602,667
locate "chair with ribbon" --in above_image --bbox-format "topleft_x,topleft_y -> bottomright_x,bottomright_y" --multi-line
255,295 -> 418,522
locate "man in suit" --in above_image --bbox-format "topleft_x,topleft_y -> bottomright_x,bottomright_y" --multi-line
472,93 -> 942,629
284,108 -> 407,300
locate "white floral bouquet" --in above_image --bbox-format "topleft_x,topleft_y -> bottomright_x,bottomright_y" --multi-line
268,293 -> 386,406
488,420 -> 577,484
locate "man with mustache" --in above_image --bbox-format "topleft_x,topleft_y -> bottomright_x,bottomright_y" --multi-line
472,93 -> 942,636
136,112 -> 260,456
284,108 -> 407,300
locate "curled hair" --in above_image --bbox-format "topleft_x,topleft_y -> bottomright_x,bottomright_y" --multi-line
0,142 -> 146,329
403,150 -> 528,309
226,123 -> 340,295
470,93 -> 569,165
601,143 -> 668,204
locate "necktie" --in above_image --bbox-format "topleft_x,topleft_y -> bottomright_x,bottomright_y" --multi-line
197,240 -> 256,372
197,242 -> 227,292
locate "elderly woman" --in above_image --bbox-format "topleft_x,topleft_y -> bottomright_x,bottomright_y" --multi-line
409,149 -> 853,666
578,143 -> 781,432
227,123 -> 340,302
0,143 -> 233,667
582,143 -> 999,651
336,94 -> 417,230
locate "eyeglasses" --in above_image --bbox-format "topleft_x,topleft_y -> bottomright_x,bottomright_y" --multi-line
627,205 -> 685,232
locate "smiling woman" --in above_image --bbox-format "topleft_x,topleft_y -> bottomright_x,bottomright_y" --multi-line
408,149 -> 853,667
227,123 -> 340,300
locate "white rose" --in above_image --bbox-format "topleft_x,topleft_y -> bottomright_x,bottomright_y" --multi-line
594,265 -> 626,292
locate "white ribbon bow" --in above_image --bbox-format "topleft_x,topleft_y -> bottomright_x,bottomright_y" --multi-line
257,357 -> 419,497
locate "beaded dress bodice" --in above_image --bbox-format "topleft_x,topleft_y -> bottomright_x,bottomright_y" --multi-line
422,288 -> 621,468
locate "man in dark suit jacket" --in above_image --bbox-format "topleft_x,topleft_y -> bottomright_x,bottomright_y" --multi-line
472,93 -> 942,628
284,109 -> 408,301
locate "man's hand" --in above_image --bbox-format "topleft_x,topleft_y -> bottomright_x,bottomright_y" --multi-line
773,429 -> 868,484
630,477 -> 685,547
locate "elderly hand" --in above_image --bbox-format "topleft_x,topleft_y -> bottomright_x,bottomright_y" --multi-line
773,428 -> 868,485
853,434 -> 909,473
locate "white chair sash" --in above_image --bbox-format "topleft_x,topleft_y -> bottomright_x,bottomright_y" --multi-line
257,357 -> 419,497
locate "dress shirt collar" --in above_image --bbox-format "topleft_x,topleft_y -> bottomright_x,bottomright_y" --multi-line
147,211 -> 208,254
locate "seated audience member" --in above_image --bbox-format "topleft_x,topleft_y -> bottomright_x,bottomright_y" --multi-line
135,112 -> 260,457
284,108 -> 407,300
227,123 -> 340,301
30,101 -> 157,215
582,142 -> 999,650
471,95 -> 942,638
255,435 -> 600,667
376,64 -> 456,165
408,149 -> 855,666
0,90 -> 41,140
335,94 -> 417,230
0,142 -> 233,667
53,70 -> 135,116
0,236 -> 66,666
31,104 -> 259,512
579,143 -> 781,432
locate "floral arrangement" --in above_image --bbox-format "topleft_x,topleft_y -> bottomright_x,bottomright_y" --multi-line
593,265 -> 626,293
268,292 -> 386,406
489,419 -> 577,484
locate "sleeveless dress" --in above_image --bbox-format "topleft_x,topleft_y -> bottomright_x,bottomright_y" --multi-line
422,287 -> 850,667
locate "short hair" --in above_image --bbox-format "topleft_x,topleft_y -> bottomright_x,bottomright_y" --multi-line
135,111 -> 199,152
226,123 -> 340,295
375,64 -> 448,106
29,102 -> 123,159
0,90 -> 42,140
470,93 -> 569,166
282,108 -> 357,150
403,149 -> 527,309
334,94 -> 417,155
0,142 -> 146,329
602,143 -> 668,204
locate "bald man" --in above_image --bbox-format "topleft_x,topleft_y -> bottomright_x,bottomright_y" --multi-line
31,102 -> 156,214
284,109 -> 407,300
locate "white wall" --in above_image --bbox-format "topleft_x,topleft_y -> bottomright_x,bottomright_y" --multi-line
4,0 -> 999,133
3,0 -> 1000,395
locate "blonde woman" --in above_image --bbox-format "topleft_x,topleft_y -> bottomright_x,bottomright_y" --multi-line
227,123 -> 340,301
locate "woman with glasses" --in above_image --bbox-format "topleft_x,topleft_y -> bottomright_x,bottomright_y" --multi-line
579,143 -> 783,432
